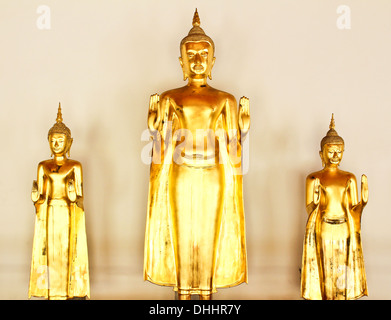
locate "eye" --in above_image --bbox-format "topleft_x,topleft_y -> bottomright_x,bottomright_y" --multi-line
201,51 -> 208,57
187,52 -> 194,58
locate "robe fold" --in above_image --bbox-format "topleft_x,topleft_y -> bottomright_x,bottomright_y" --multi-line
28,200 -> 90,299
301,206 -> 367,300
144,108 -> 247,293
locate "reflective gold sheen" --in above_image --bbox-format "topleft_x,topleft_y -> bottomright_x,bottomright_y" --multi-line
29,104 -> 90,300
144,10 -> 249,300
301,114 -> 368,300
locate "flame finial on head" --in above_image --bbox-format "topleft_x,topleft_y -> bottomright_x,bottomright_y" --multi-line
320,113 -> 344,150
56,102 -> 63,123
180,9 -> 215,51
329,113 -> 335,130
48,102 -> 72,139
192,8 -> 200,27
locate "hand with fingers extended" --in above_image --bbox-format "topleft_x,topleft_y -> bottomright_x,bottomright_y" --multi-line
313,177 -> 321,207
238,96 -> 250,136
361,174 -> 368,206
148,93 -> 161,132
31,180 -> 40,203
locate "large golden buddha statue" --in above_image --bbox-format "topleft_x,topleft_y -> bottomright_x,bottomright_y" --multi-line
144,10 -> 249,300
29,104 -> 90,300
301,114 -> 368,300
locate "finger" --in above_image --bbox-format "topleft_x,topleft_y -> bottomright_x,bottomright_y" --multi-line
361,174 -> 368,185
149,96 -> 154,111
239,97 -> 246,106
361,174 -> 368,198
240,97 -> 249,113
149,94 -> 158,111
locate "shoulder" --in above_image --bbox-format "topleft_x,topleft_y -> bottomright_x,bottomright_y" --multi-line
38,159 -> 52,169
306,170 -> 322,181
341,170 -> 357,182
160,87 -> 186,101
68,159 -> 82,168
208,87 -> 236,104
63,159 -> 83,171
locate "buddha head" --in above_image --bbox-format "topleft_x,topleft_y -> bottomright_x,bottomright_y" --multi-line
319,114 -> 345,167
48,103 -> 73,157
179,9 -> 216,81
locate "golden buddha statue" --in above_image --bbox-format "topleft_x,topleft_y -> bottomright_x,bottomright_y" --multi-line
29,104 -> 90,300
301,114 -> 368,300
144,9 -> 249,300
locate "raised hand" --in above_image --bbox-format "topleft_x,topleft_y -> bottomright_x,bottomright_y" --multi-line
31,180 -> 39,203
238,96 -> 250,134
67,179 -> 77,202
148,93 -> 160,131
313,177 -> 321,206
361,174 -> 368,206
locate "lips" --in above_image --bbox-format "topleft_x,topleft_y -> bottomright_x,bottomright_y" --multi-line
193,65 -> 205,71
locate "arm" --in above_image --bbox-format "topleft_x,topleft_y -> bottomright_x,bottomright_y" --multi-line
350,174 -> 368,217
31,163 -> 45,204
306,176 -> 321,215
148,93 -> 175,140
219,95 -> 242,168
238,96 -> 250,140
68,163 -> 84,209
147,93 -> 161,132
158,96 -> 175,142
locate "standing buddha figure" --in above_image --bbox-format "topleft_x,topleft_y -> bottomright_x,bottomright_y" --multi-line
301,114 -> 368,300
29,104 -> 90,300
144,9 -> 250,300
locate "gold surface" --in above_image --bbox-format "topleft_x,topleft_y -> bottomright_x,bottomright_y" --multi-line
28,104 -> 90,300
301,115 -> 368,300
144,10 -> 250,300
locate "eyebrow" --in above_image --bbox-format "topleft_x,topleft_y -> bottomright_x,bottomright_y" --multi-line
187,49 -> 209,52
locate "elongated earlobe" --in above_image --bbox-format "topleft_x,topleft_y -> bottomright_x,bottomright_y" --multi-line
67,138 -> 73,158
319,151 -> 325,167
208,57 -> 216,80
179,57 -> 188,81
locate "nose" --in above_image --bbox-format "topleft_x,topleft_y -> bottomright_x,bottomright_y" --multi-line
54,141 -> 59,147
194,53 -> 202,63
333,151 -> 338,158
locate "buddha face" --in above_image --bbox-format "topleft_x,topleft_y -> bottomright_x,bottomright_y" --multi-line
320,143 -> 344,167
49,133 -> 72,156
179,41 -> 215,80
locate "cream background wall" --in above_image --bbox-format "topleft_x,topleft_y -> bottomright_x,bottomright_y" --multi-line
0,0 -> 390,299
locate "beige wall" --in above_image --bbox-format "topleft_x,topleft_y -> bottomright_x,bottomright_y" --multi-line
0,0 -> 390,299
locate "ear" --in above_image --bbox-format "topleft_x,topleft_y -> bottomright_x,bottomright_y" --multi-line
207,57 -> 216,80
48,135 -> 53,157
179,57 -> 188,81
67,138 -> 73,157
319,150 -> 325,167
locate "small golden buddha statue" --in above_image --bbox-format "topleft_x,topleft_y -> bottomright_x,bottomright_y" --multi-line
144,9 -> 249,300
29,104 -> 90,300
301,114 -> 368,300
